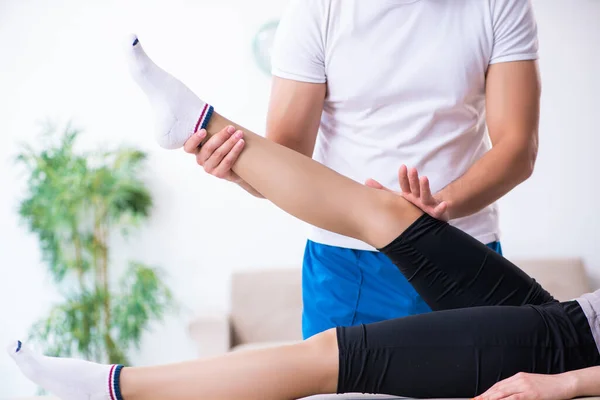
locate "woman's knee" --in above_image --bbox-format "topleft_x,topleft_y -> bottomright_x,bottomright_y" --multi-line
303,328 -> 340,392
306,328 -> 338,352
362,190 -> 423,248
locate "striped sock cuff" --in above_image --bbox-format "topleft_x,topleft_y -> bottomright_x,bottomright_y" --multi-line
194,103 -> 214,133
108,364 -> 125,400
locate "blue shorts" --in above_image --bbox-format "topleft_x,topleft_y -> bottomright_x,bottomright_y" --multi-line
302,239 -> 503,339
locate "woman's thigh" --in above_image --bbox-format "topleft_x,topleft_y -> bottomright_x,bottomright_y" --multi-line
337,301 -> 599,398
379,214 -> 555,310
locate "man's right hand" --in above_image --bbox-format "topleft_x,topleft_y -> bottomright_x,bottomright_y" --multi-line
183,125 -> 245,182
183,126 -> 264,197
366,165 -> 449,221
183,76 -> 326,199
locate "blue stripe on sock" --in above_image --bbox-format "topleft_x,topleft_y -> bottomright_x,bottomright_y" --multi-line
200,105 -> 214,130
16,341 -> 22,353
113,364 -> 125,400
132,37 -> 139,46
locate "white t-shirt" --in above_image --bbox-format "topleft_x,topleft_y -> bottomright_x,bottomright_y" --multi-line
271,0 -> 539,251
576,290 -> 600,355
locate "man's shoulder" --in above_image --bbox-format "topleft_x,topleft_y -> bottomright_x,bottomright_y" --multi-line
488,0 -> 535,20
286,0 -> 331,13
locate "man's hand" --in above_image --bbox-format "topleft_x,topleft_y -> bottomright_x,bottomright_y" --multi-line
183,126 -> 264,197
366,165 -> 449,221
476,372 -> 577,400
183,125 -> 245,183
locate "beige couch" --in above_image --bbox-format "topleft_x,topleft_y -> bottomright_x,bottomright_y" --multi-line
188,258 -> 591,400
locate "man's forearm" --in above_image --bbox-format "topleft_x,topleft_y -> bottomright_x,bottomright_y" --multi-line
436,138 -> 536,220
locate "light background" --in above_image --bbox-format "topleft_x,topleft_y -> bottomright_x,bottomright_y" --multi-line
0,0 -> 599,397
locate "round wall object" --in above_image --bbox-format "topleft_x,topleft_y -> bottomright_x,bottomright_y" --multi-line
252,20 -> 279,75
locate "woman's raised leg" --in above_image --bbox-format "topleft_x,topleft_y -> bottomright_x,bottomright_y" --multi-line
202,112 -> 423,249
128,35 -> 553,311
128,35 -> 423,250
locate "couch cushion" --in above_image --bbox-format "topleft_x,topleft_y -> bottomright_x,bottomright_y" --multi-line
516,258 -> 590,301
230,268 -> 303,346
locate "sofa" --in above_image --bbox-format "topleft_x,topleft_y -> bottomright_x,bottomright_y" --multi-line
188,258 -> 592,399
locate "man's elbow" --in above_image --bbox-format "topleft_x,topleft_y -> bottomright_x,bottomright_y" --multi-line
516,138 -> 538,182
520,159 -> 535,182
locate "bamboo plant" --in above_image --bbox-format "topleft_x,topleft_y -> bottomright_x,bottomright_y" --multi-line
16,124 -> 175,365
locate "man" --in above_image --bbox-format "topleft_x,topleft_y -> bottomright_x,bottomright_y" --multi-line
186,0 -> 541,339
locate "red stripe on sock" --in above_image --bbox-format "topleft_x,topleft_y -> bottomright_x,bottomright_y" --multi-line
194,104 -> 209,133
108,364 -> 117,400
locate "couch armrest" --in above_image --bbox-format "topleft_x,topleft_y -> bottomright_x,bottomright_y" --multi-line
188,313 -> 232,358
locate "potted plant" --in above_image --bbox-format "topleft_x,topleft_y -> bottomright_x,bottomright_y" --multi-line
16,124 -> 175,365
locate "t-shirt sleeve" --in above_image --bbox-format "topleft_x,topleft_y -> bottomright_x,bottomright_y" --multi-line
270,0 -> 327,83
490,0 -> 539,64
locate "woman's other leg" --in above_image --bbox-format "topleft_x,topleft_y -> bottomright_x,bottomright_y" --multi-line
9,330 -> 339,400
120,330 -> 339,400
10,300 -> 597,400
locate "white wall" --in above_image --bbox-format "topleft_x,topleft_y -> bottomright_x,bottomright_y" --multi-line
0,0 -> 598,397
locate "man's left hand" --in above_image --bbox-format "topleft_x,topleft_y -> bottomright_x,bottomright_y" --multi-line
366,165 -> 450,221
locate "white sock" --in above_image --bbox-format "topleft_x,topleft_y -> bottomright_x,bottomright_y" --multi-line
7,340 -> 124,400
126,34 -> 214,149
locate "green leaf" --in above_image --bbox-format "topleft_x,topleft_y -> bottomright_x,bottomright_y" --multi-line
112,262 -> 176,349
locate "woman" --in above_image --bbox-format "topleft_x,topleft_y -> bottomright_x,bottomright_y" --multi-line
8,36 -> 600,400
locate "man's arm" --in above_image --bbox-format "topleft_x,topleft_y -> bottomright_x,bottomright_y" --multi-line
265,77 -> 326,157
369,0 -> 541,221
236,77 -> 326,197
435,60 -> 541,219
187,0 -> 327,197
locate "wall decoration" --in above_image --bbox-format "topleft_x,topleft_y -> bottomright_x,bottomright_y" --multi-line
252,20 -> 279,75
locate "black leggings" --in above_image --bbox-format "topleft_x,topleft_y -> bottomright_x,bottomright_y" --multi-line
336,214 -> 600,398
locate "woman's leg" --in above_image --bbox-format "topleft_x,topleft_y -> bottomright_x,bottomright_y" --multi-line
198,112 -> 554,310
120,330 -> 339,400
9,330 -> 339,400
202,113 -> 423,248
128,36 -> 422,249
128,37 -> 553,311
377,214 -> 555,310
200,112 -> 424,249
